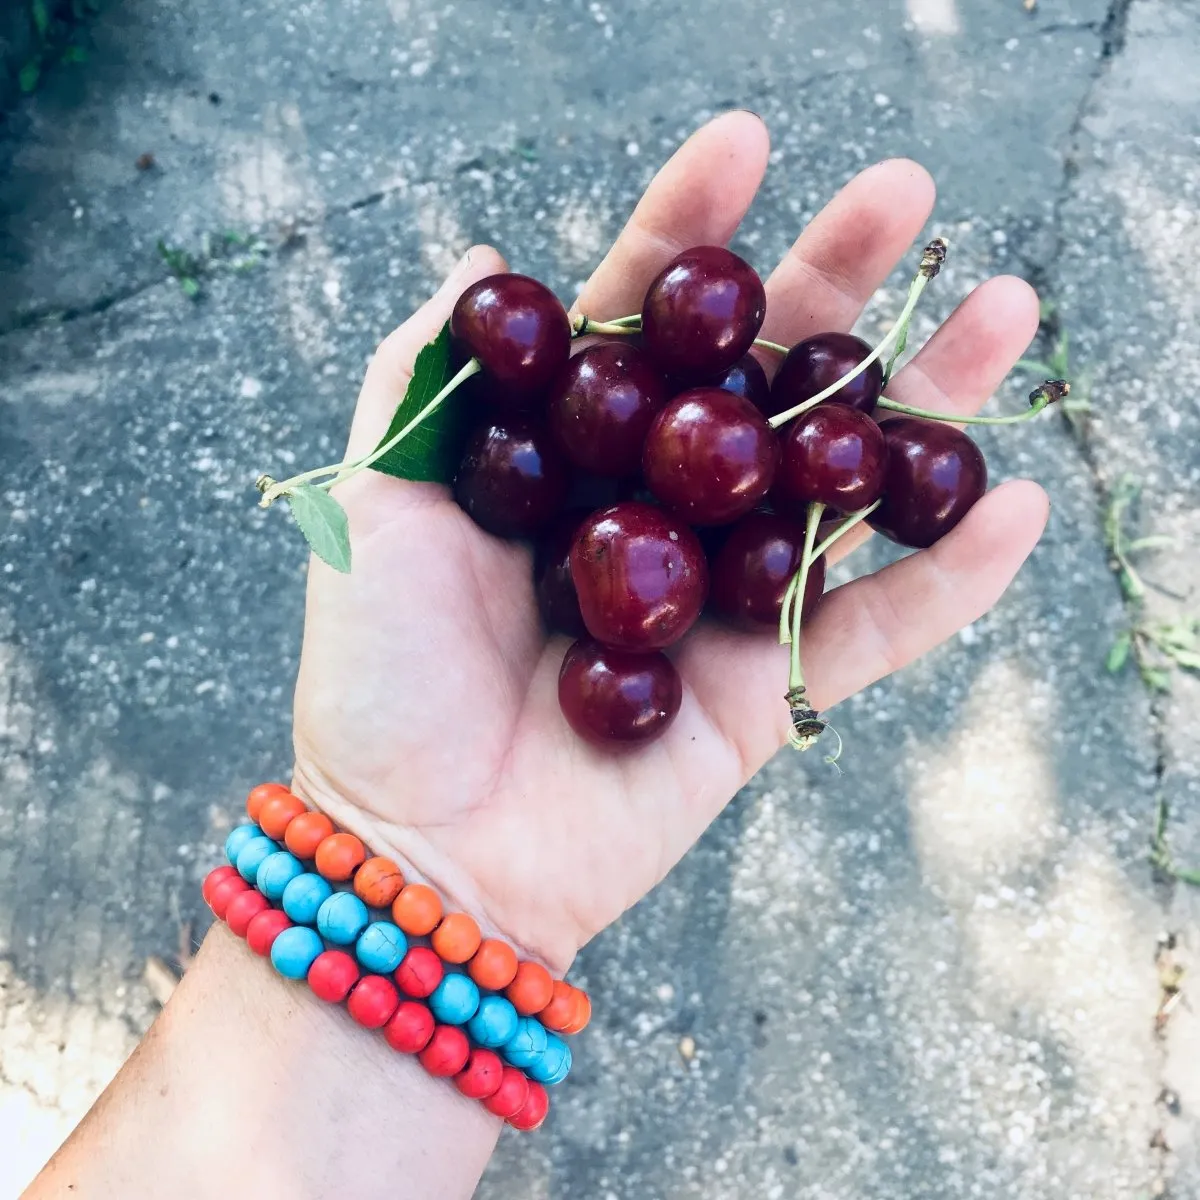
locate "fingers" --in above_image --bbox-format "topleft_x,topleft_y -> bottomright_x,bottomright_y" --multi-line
345,245 -> 510,460
759,159 -> 936,354
572,111 -> 770,320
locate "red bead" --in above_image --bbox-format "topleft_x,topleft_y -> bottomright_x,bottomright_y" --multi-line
347,975 -> 400,1029
207,874 -> 250,919
246,909 -> 293,956
308,950 -> 361,1004
225,889 -> 270,937
418,1024 -> 470,1077
202,865 -> 239,907
483,1066 -> 530,1119
394,946 -> 444,998
508,1080 -> 550,1131
455,1049 -> 505,1100
383,1001 -> 436,1054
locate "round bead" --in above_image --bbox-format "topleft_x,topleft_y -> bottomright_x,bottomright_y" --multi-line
467,995 -> 520,1049
503,1017 -> 548,1069
255,850 -> 305,902
316,892 -> 370,946
527,1033 -> 571,1085
235,835 -> 277,883
354,856 -> 405,908
429,972 -> 481,1025
355,921 -> 408,974
284,810 -> 335,860
270,925 -> 324,980
202,865 -> 240,907
538,980 -> 576,1031
225,888 -> 270,938
508,1081 -> 549,1131
468,939 -> 519,991
560,989 -> 592,1036
391,883 -> 442,936
455,1049 -> 505,1100
384,1000 -> 436,1054
394,946 -> 444,998
208,874 -> 250,919
418,1025 -> 470,1077
431,913 -> 481,965
247,782 -> 290,822
347,975 -> 400,1029
314,832 -> 366,882
246,909 -> 292,956
506,961 -> 554,1016
280,872 -> 333,925
224,824 -> 261,867
308,949 -> 360,1003
483,1067 -> 530,1119
258,792 -> 307,840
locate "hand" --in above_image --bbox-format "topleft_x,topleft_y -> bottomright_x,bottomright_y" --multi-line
290,111 -> 1048,975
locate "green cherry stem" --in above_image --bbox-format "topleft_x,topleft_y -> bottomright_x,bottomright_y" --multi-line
570,312 -> 791,357
875,379 -> 1069,426
784,501 -> 826,752
811,500 -> 882,561
259,358 -> 483,507
768,237 -> 948,431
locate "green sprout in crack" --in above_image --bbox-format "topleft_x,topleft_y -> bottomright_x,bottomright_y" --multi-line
157,240 -> 203,298
1150,795 -> 1200,888
157,230 -> 269,299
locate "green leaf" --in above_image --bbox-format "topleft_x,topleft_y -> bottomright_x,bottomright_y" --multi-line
1167,647 -> 1200,672
1140,665 -> 1172,693
18,60 -> 41,92
179,276 -> 200,299
370,322 -> 466,484
1169,866 -> 1200,888
31,0 -> 49,36
1106,631 -> 1132,674
285,485 -> 352,573
1127,534 -> 1177,553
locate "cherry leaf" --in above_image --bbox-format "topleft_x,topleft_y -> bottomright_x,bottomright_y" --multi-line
285,485 -> 351,574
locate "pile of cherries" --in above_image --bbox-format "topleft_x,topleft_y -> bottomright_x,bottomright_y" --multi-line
447,246 -> 990,750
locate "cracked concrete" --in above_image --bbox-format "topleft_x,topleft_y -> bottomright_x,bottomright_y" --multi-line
1,0 -> 1198,1197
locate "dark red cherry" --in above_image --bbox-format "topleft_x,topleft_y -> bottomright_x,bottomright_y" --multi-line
710,512 -> 827,632
558,639 -> 682,746
773,405 -> 886,515
642,388 -> 779,526
453,417 -> 570,538
450,274 -> 571,400
548,343 -> 669,476
695,353 -> 771,413
770,332 -> 883,417
570,502 -> 708,650
641,246 -> 766,379
535,510 -> 589,637
868,418 -> 988,549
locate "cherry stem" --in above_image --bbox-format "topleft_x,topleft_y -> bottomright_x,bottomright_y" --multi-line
784,502 -> 825,675
875,379 -> 1068,426
767,237 -> 948,430
753,337 -> 790,356
811,500 -> 882,562
258,357 -> 483,507
570,313 -> 790,357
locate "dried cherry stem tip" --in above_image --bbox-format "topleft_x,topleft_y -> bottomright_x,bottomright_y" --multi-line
785,686 -> 826,752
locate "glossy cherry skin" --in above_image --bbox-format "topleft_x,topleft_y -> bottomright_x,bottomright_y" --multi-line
693,353 -> 771,414
450,274 -> 571,400
453,417 -> 570,539
770,332 -> 883,417
641,246 -> 766,379
558,639 -> 683,746
534,510 -> 588,637
548,343 -> 669,476
868,417 -> 988,549
710,512 -> 827,632
642,388 -> 779,526
569,502 -> 708,650
773,404 -> 886,515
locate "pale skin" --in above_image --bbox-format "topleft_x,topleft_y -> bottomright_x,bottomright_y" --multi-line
28,112 -> 1048,1199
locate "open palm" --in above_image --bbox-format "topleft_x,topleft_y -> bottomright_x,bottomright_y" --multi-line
289,112 -> 1048,976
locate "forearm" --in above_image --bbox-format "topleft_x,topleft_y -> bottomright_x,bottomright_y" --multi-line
27,923 -> 501,1200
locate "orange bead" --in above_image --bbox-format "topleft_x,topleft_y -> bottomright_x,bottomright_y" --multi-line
246,782 -> 290,822
538,979 -> 576,1031
314,832 -> 366,882
468,938 -> 519,990
258,792 -> 308,840
505,961 -> 554,1016
559,988 -> 591,1035
391,884 -> 443,936
354,856 -> 405,908
284,810 -> 335,860
431,913 -> 481,965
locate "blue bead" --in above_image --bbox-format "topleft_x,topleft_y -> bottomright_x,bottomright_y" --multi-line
235,835 -> 277,883
355,921 -> 408,973
256,851 -> 304,901
316,891 -> 370,945
270,926 -> 323,980
528,1033 -> 571,1085
281,872 -> 333,925
225,824 -> 261,866
502,1016 -> 548,1069
429,972 -> 481,1025
467,995 -> 519,1048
